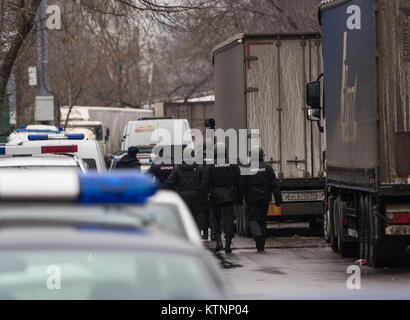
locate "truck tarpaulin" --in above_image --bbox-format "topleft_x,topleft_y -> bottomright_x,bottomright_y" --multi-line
321,0 -> 378,174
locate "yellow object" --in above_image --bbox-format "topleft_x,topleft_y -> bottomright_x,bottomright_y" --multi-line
267,203 -> 281,216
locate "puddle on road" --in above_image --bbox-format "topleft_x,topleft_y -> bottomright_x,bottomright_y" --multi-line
257,267 -> 286,275
213,252 -> 243,269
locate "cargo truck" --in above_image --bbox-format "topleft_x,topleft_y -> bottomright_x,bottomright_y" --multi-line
212,33 -> 326,235
306,0 -> 410,266
60,106 -> 154,154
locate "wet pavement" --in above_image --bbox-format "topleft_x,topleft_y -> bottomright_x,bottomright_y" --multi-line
205,225 -> 410,300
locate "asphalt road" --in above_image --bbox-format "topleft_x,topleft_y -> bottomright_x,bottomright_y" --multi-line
206,225 -> 410,300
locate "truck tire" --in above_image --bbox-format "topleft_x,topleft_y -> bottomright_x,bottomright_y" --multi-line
366,195 -> 387,268
358,195 -> 367,260
336,199 -> 357,257
323,206 -> 331,243
330,197 -> 338,252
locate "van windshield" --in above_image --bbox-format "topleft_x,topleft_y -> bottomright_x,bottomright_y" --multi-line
68,125 -> 103,141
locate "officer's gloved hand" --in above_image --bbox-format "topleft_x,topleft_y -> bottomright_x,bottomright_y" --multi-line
275,202 -> 282,207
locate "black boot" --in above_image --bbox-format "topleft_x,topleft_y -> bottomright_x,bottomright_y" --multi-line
256,236 -> 265,252
225,238 -> 232,254
215,236 -> 223,252
202,229 -> 209,240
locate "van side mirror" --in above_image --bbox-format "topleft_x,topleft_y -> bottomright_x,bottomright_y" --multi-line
306,81 -> 320,109
205,118 -> 215,129
307,108 -> 320,122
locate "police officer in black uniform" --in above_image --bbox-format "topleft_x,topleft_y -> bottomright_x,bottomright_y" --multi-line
202,142 -> 244,253
243,147 -> 282,252
165,146 -> 204,229
116,146 -> 141,170
148,148 -> 175,187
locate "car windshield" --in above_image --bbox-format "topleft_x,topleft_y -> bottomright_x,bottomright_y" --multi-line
0,250 -> 216,300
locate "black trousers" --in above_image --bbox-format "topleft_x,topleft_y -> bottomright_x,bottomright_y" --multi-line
246,200 -> 270,240
211,203 -> 235,240
181,193 -> 203,230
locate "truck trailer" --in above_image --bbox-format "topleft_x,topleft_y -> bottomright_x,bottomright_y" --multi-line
60,106 -> 154,154
306,0 -> 410,266
212,33 -> 325,235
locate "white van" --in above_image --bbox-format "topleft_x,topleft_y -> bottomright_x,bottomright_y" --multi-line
23,139 -> 107,173
121,118 -> 193,151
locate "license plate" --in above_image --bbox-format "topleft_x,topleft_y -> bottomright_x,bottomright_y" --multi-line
267,204 -> 281,216
282,191 -> 321,202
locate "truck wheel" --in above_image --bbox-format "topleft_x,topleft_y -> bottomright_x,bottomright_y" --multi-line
359,194 -> 376,263
366,196 -> 387,268
330,197 -> 338,252
336,200 -> 356,257
323,209 -> 331,243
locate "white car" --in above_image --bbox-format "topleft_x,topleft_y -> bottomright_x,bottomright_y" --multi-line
7,125 -> 62,143
0,154 -> 87,173
0,170 -> 231,300
22,135 -> 107,172
148,190 -> 204,247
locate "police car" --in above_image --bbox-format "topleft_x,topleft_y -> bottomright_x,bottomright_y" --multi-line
7,125 -> 63,142
21,133 -> 107,172
0,143 -> 88,173
0,171 -> 230,300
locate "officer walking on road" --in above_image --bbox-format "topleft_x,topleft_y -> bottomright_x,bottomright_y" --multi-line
116,146 -> 141,170
165,146 -> 205,230
148,148 -> 175,187
202,142 -> 244,253
243,147 -> 282,252
199,140 -> 215,240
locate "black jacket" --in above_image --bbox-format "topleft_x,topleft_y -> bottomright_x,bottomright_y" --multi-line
202,160 -> 244,204
165,162 -> 204,201
149,163 -> 175,186
242,161 -> 282,205
116,154 -> 141,170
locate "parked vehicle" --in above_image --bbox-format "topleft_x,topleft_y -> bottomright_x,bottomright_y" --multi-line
23,136 -> 107,172
60,106 -> 154,154
0,144 -> 87,173
306,0 -> 410,266
0,170 -> 230,300
114,118 -> 194,172
64,120 -> 107,155
212,33 -> 325,235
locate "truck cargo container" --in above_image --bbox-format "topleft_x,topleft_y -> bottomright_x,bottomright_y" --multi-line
213,33 -> 325,235
60,106 -> 153,154
155,96 -> 215,136
306,0 -> 410,266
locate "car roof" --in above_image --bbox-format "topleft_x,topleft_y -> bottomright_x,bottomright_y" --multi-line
0,155 -> 78,167
0,226 -> 201,255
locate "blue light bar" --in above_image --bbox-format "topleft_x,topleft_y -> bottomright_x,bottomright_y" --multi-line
28,134 -> 49,140
0,147 -> 5,155
27,133 -> 85,141
65,133 -> 84,140
78,171 -> 158,204
15,129 -> 60,133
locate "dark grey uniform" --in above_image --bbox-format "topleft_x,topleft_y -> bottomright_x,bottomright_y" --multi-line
165,162 -> 205,229
242,161 -> 282,251
202,160 -> 244,251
